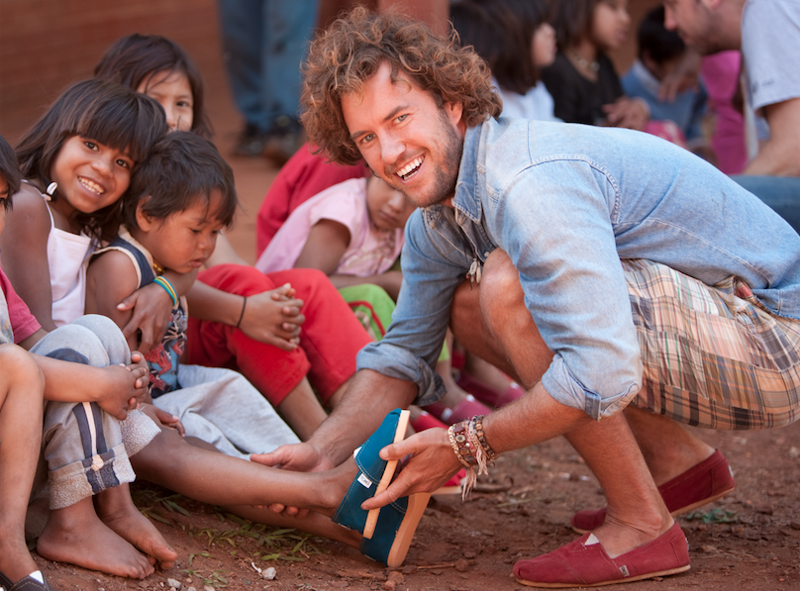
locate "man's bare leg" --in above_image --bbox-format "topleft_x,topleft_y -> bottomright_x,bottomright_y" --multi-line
453,250 -> 686,556
624,406 -> 716,484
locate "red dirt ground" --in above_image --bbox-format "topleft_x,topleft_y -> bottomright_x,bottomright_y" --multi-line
40,424 -> 800,591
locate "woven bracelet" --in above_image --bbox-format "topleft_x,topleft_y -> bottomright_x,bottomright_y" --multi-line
152,276 -> 179,307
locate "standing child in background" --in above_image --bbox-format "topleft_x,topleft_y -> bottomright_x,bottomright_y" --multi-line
0,83 -> 178,579
87,131 -> 300,459
95,34 -> 372,440
450,0 -> 560,122
621,6 -> 711,157
542,0 -> 649,129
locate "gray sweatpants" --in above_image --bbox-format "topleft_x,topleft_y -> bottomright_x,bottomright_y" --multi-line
33,315 -> 159,510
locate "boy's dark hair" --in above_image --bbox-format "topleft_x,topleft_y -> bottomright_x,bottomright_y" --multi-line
123,131 -> 238,229
550,0 -> 601,49
451,0 -> 551,95
0,135 -> 21,211
637,6 -> 685,63
302,6 -> 502,166
94,34 -> 213,138
16,79 -> 167,241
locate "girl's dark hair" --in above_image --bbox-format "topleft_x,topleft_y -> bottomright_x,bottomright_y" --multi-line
16,79 -> 167,241
0,135 -> 21,211
551,0 -> 601,49
450,0 -> 550,95
637,6 -> 685,63
94,34 -> 212,138
123,131 -> 238,229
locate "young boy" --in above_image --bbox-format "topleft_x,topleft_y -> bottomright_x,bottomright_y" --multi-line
0,135 -> 176,589
83,131 -> 427,566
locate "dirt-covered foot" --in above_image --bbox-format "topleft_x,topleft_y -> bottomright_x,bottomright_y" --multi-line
37,499 -> 154,579
95,486 -> 178,569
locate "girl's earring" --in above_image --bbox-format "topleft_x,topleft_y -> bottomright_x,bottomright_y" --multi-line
45,181 -> 58,201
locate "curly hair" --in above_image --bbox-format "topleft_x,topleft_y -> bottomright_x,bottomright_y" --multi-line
301,6 -> 502,166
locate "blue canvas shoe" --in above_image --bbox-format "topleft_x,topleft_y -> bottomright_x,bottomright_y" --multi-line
0,569 -> 55,591
332,408 -> 431,567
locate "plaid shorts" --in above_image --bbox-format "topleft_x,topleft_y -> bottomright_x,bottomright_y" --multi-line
624,258 -> 800,430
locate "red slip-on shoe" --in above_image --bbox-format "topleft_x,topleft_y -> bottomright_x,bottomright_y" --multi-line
422,395 -> 493,425
456,371 -> 525,409
571,449 -> 735,533
409,410 -> 448,433
514,521 -> 690,588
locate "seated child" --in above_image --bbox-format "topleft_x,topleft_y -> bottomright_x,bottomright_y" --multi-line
1,135 -> 174,584
621,6 -> 711,156
87,132 -> 300,459
256,175 -> 412,301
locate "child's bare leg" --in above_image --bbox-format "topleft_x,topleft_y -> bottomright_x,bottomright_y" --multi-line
276,376 -> 328,441
221,504 -> 361,548
0,345 -> 44,583
95,483 -> 177,569
462,350 -> 516,391
37,496 -> 154,579
133,426 -> 355,514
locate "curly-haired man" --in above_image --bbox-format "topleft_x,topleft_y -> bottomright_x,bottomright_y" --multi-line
263,7 -> 800,587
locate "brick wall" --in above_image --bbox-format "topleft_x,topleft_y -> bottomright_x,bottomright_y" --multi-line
0,0 -> 225,141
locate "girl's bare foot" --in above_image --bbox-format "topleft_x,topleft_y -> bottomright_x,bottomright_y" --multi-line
95,485 -> 178,569
37,498 -> 154,579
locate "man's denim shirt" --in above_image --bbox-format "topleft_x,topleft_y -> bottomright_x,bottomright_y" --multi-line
357,117 -> 800,420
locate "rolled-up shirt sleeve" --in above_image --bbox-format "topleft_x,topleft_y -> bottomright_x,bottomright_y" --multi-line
488,158 -> 643,419
356,209 -> 468,406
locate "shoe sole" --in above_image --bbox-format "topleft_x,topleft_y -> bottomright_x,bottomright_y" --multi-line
363,409 -> 411,539
571,486 -> 736,535
515,564 -> 691,588
386,490 -> 432,567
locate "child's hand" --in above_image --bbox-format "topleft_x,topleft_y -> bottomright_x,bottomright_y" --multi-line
126,351 -> 151,408
139,403 -> 186,436
237,286 -> 306,351
117,283 -> 173,354
602,97 -> 649,131
97,364 -> 150,420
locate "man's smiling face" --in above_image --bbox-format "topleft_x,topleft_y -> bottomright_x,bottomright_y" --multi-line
341,61 -> 466,208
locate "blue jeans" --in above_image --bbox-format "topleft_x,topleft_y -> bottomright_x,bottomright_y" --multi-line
732,175 -> 800,235
218,0 -> 319,132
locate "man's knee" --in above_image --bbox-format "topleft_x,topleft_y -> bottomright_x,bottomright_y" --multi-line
481,249 -> 523,308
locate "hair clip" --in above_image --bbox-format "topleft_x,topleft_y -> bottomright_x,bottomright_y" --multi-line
45,181 -> 58,201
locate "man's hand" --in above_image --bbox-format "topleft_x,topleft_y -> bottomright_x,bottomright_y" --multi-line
361,428 -> 461,511
117,282 -> 174,354
602,97 -> 650,131
237,284 -> 306,351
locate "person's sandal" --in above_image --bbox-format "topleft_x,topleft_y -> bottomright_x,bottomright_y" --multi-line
571,449 -> 735,533
514,521 -> 690,587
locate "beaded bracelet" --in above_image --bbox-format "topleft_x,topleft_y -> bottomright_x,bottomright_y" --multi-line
152,276 -> 179,307
447,422 -> 479,468
236,296 -> 248,328
472,415 -> 498,462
